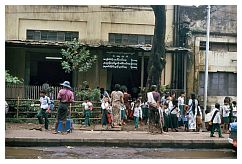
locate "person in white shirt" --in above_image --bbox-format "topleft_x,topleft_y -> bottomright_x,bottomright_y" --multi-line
205,108 -> 212,131
133,99 -> 142,130
82,98 -> 93,127
37,90 -> 50,130
178,91 -> 186,128
232,101 -> 237,122
169,98 -> 179,132
222,98 -> 231,134
210,103 -> 224,138
101,96 -> 111,129
187,93 -> 199,132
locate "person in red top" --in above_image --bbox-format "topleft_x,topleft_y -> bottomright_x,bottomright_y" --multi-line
122,86 -> 132,121
52,81 -> 74,134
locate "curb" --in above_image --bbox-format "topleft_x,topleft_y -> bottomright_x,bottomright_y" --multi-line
5,138 -> 232,149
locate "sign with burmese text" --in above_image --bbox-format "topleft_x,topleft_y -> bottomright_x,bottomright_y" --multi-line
102,52 -> 138,70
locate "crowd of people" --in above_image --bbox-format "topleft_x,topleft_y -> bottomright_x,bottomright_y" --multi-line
36,81 -> 237,137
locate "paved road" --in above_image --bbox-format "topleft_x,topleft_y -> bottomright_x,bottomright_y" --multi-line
5,146 -> 237,159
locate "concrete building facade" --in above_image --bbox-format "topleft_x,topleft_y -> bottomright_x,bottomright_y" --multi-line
5,5 -> 177,93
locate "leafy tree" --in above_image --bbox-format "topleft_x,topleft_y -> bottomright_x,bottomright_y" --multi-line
5,70 -> 23,85
61,38 -> 97,73
146,5 -> 166,90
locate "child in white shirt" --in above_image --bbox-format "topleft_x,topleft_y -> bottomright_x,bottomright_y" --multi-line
82,98 -> 93,127
133,99 -> 142,129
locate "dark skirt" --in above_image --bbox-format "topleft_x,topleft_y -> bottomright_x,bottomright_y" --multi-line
163,112 -> 170,128
170,113 -> 178,129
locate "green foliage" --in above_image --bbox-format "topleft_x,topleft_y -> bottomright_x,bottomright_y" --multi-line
5,70 -> 24,85
159,85 -> 170,93
75,81 -> 101,101
61,38 -> 97,73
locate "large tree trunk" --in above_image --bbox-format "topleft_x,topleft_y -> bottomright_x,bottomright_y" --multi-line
146,5 -> 166,90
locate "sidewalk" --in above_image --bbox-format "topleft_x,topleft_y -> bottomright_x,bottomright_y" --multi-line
5,123 -> 231,149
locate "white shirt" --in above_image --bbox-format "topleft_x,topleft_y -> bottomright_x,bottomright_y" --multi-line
40,96 -> 50,109
133,106 -> 142,118
169,101 -> 179,114
82,101 -> 93,110
188,99 -> 198,115
101,102 -> 110,110
232,106 -> 237,117
178,96 -> 185,106
205,112 -> 212,122
211,107 -> 221,124
222,104 -> 230,117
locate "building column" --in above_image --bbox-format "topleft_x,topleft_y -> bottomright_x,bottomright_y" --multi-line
141,52 -> 144,90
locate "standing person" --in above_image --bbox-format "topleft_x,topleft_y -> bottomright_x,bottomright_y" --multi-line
122,87 -> 132,120
187,93 -> 198,132
204,107 -> 212,131
120,104 -> 127,125
210,103 -> 224,138
183,105 -> 189,132
133,98 -> 142,130
101,95 -> 110,129
141,98 -> 149,125
178,91 -> 186,128
111,84 -> 124,127
196,103 -> 203,132
162,103 -> 170,132
231,101 -> 237,122
82,98 -> 93,127
222,97 -> 231,134
147,85 -> 161,134
37,90 -> 50,131
169,99 -> 179,132
52,81 -> 74,135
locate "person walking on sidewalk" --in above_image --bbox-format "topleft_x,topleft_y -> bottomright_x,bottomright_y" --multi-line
210,103 -> 224,138
37,90 -> 50,131
53,81 -> 74,134
111,84 -> 124,127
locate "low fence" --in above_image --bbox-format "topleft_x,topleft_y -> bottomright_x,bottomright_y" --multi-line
5,98 -> 102,124
5,85 -> 81,100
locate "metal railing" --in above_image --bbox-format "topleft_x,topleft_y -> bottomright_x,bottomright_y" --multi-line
5,84 -> 81,100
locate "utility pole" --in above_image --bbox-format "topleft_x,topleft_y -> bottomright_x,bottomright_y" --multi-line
204,5 -> 211,115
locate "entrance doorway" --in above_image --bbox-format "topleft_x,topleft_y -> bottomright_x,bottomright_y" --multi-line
30,60 -> 72,86
108,56 -> 148,98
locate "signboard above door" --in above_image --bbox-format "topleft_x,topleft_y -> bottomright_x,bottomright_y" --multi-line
102,52 -> 138,70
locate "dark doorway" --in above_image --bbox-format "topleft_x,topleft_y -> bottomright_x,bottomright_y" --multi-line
30,61 -> 72,86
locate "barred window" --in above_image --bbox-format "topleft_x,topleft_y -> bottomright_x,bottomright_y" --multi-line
26,30 -> 79,41
109,33 -> 153,45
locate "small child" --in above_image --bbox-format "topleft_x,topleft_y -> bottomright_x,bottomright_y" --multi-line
184,105 -> 189,132
133,99 -> 142,130
37,90 -> 50,130
163,103 -> 170,132
232,101 -> 237,122
120,104 -> 127,125
82,98 -> 93,127
141,100 -> 149,125
101,96 -> 111,129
